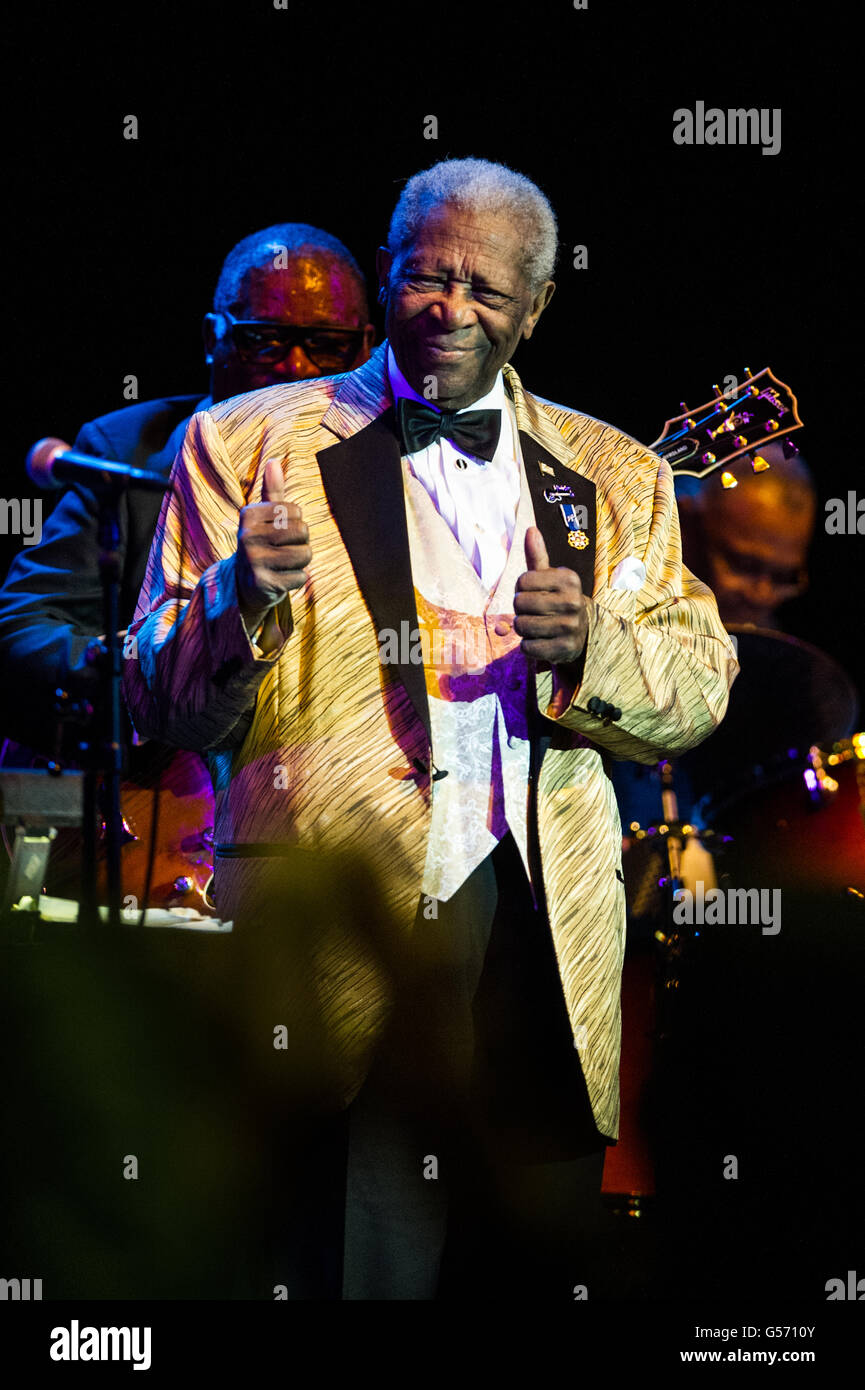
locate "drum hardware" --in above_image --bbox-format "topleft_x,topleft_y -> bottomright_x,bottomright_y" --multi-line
602,757 -> 727,1207
605,756 -> 729,1200
624,760 -> 730,1007
3,891 -> 232,942
0,742 -> 216,917
643,762 -> 730,1036
200,874 -> 215,910
807,734 -> 864,799
691,731 -> 865,902
0,767 -> 83,920
100,811 -> 138,846
603,1194 -> 649,1219
682,628 -> 860,822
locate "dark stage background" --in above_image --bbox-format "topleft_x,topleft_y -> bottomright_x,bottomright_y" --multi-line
5,0 -> 861,699
2,0 -> 863,1316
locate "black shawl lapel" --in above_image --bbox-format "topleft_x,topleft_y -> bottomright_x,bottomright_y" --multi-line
316,409 -> 431,741
520,431 -> 596,597
519,429 -> 598,799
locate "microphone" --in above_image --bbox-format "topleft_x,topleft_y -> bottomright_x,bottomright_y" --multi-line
26,437 -> 169,494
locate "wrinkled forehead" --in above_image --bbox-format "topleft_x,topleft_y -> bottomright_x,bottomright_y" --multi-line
399,202 -> 531,283
235,254 -> 366,323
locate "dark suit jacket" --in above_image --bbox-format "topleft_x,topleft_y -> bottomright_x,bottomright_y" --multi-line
0,395 -> 207,752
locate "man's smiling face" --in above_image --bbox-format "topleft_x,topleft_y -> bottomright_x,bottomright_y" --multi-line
378,202 -> 554,411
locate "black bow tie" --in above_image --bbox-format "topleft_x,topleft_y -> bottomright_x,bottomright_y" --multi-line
397,397 -> 501,462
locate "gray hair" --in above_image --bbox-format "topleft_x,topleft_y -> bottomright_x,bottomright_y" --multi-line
387,158 -> 558,291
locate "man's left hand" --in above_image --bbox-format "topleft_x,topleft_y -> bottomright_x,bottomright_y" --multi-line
514,527 -> 589,666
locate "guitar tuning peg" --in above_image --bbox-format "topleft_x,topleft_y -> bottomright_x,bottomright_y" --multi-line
720,471 -> 738,489
679,401 -> 689,414
743,366 -> 753,379
751,453 -> 770,472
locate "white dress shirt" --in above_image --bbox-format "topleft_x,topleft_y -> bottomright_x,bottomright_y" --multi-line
387,345 -> 521,591
390,344 -> 535,900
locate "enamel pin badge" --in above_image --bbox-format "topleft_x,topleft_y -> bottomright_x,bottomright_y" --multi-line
559,501 -> 590,550
543,483 -> 575,503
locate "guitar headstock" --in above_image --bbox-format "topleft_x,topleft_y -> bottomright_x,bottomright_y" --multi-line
651,368 -> 802,481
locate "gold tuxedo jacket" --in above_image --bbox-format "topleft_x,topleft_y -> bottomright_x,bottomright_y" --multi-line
125,342 -> 738,1139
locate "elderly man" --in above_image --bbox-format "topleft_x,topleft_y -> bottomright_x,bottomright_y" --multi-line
0,222 -> 374,754
125,158 -> 738,1299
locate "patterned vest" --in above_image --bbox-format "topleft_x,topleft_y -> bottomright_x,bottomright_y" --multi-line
402,437 -> 539,902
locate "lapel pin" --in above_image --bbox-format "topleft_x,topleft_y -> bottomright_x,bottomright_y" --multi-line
538,460 -> 555,476
558,501 -> 590,550
559,501 -> 589,527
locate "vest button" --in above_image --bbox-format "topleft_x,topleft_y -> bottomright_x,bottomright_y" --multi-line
493,618 -> 511,636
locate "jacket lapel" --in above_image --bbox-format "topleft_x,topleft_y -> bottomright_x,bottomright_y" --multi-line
503,364 -> 597,598
502,364 -> 599,782
315,348 -> 599,745
316,350 -> 431,740
519,433 -> 596,598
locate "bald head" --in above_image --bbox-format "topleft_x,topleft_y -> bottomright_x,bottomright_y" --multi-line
679,443 -> 817,628
204,223 -> 374,403
213,223 -> 369,318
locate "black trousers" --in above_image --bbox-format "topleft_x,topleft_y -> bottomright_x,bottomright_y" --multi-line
272,834 -> 610,1300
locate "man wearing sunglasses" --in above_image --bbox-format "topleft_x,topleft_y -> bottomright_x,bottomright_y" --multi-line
0,223 -> 374,753
0,226 -> 375,1301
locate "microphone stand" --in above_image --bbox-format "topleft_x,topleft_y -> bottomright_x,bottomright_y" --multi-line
25,441 -> 169,934
76,486 -> 126,934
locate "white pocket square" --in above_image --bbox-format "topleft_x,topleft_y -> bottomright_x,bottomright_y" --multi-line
610,556 -> 646,592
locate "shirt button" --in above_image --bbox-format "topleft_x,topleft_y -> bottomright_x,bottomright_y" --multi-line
494,619 -> 511,636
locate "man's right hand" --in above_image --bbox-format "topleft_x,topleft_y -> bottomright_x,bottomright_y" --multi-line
235,459 -> 311,634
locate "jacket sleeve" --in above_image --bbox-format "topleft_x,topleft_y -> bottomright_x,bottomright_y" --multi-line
123,409 -> 293,752
0,421 -> 133,752
538,455 -> 739,764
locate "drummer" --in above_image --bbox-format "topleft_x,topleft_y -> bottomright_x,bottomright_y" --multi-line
612,441 -> 818,880
674,440 -> 816,629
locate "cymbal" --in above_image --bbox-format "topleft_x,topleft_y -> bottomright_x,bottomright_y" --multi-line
680,626 -> 860,810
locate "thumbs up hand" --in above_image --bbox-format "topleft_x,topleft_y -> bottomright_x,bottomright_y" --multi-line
514,525 -> 588,665
524,526 -> 550,573
236,458 -> 311,634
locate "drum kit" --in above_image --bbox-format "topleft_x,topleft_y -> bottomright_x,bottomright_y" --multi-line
0,737 -> 218,931
601,368 -> 863,1213
602,626 -> 864,1210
